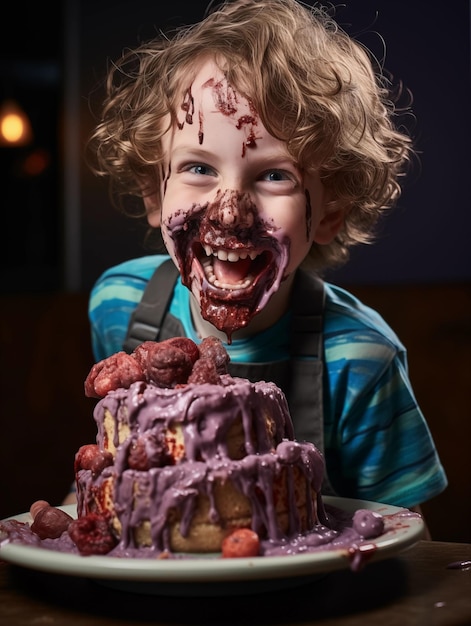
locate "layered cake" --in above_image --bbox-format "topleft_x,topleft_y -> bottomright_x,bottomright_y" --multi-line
1,335 -> 424,567
74,336 -> 325,554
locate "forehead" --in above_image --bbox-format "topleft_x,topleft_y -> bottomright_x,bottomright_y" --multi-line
191,58 -> 226,90
178,58 -> 254,119
160,57 -> 261,153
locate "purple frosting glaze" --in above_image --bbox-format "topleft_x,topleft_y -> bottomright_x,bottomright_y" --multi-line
0,369 -> 418,573
77,376 -> 325,552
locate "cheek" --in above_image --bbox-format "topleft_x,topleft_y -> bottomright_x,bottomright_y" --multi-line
262,195 -> 315,244
286,229 -> 314,272
264,195 -> 318,272
159,187 -> 179,229
161,223 -> 172,247
160,226 -> 181,271
159,198 -> 176,252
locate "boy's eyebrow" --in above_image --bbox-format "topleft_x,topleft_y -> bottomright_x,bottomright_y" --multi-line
170,145 -> 299,168
170,146 -> 213,159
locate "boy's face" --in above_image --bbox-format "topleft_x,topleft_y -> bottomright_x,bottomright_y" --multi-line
148,60 -> 335,340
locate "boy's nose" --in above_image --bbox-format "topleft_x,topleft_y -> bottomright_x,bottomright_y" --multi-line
207,189 -> 255,229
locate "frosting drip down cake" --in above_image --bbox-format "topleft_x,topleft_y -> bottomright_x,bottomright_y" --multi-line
75,337 -> 325,554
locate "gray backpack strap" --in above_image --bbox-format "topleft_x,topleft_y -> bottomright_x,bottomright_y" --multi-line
229,360 -> 289,391
288,270 -> 335,494
288,270 -> 324,442
122,258 -> 179,353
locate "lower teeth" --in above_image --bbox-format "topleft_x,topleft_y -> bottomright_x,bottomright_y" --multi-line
202,257 -> 253,290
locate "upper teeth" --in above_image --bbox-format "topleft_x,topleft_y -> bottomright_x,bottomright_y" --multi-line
201,245 -> 257,290
203,245 -> 258,262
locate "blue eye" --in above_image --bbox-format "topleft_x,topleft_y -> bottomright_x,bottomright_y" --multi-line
264,170 -> 290,182
188,164 -> 214,176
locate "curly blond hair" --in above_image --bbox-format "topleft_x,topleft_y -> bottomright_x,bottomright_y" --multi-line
88,0 -> 414,270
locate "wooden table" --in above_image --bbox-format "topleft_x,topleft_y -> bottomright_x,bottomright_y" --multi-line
1,541 -> 470,625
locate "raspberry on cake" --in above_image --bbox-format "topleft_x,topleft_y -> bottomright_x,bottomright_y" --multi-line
74,336 -> 325,554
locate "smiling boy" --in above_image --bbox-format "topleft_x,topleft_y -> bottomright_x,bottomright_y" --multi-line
84,0 -> 447,529
144,59 -> 339,343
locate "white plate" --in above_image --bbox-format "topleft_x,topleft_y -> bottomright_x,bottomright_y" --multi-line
0,497 -> 425,596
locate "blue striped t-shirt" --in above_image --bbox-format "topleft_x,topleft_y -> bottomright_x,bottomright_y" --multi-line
88,254 -> 447,508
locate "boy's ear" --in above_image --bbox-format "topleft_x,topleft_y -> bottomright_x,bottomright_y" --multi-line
143,192 -> 161,227
313,204 -> 347,245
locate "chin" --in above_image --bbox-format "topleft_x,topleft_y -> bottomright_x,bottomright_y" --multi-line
182,241 -> 288,342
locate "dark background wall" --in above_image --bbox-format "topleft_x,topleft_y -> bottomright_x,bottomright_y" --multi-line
0,1 -> 470,543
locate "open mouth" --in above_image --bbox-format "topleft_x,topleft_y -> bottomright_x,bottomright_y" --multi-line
188,240 -> 281,342
191,242 -> 273,295
198,243 -> 271,292
163,200 -> 289,340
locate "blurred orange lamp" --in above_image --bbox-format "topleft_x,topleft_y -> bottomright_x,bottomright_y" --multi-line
0,99 -> 33,146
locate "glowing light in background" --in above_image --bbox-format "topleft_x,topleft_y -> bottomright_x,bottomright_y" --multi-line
0,99 -> 33,146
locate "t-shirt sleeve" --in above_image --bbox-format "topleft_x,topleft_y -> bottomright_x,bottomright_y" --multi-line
88,257 -> 164,361
324,329 -> 448,508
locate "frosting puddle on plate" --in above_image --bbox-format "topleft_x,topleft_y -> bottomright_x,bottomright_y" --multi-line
0,499 -> 423,573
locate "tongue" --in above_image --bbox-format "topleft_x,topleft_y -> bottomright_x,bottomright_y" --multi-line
213,257 -> 252,284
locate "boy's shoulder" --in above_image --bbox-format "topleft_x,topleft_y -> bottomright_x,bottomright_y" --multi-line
95,254 -> 170,284
89,255 -> 173,314
323,281 -> 405,353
